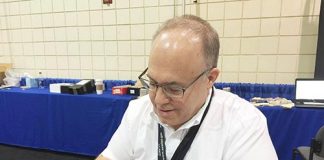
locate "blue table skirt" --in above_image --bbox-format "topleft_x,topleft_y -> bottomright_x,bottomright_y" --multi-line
0,82 -> 322,160
259,106 -> 324,160
0,87 -> 134,156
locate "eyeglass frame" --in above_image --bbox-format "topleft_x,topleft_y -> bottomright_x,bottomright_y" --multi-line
138,67 -> 212,98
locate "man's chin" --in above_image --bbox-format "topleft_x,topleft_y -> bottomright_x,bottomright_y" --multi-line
158,117 -> 181,129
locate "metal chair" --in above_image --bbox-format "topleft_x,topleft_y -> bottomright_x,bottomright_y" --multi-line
293,125 -> 324,160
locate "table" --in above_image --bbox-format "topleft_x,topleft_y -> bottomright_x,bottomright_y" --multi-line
215,83 -> 295,101
259,106 -> 324,160
0,86 -> 323,160
0,87 -> 134,156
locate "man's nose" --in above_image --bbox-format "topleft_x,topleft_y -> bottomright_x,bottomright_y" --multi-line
153,87 -> 170,105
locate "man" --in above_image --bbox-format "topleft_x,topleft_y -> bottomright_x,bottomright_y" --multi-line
96,15 -> 278,160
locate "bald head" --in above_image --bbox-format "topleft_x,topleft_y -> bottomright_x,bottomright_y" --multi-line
151,15 -> 220,68
149,29 -> 205,81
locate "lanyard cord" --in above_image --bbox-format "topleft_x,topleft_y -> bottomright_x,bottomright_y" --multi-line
158,88 -> 214,160
158,124 -> 167,160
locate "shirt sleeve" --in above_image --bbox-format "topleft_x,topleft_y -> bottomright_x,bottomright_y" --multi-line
101,103 -> 134,160
223,105 -> 278,160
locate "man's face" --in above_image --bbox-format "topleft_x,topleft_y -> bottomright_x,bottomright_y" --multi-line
147,29 -> 211,130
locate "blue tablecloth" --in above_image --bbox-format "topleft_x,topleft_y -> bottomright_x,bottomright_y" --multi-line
215,83 -> 295,100
0,87 -> 134,156
259,106 -> 324,160
20,78 -> 135,90
0,82 -> 323,160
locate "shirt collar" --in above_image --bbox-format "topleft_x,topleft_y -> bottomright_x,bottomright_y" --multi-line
150,87 -> 213,132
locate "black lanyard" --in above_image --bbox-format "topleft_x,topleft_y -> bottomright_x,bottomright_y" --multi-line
158,124 -> 167,160
158,88 -> 214,160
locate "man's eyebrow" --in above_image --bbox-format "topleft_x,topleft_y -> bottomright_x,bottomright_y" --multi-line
146,74 -> 156,82
146,74 -> 183,86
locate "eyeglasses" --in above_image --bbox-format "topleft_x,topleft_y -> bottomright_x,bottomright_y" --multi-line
138,67 -> 211,98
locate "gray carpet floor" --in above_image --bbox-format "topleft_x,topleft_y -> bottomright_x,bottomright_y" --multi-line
0,144 -> 95,160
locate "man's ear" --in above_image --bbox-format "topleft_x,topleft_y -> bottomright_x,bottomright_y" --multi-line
207,68 -> 219,88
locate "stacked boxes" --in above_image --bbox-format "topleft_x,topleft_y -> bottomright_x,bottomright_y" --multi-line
50,79 -> 96,95
112,85 -> 148,97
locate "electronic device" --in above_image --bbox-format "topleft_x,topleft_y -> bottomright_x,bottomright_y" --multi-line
294,78 -> 324,108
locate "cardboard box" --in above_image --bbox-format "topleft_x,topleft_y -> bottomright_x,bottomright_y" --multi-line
0,72 -> 5,85
76,79 -> 96,94
61,85 -> 74,94
0,63 -> 12,85
56,80 -> 96,95
0,63 -> 12,72
69,85 -> 86,95
60,85 -> 85,95
127,87 -> 149,97
49,83 -> 74,93
127,87 -> 141,96
112,85 -> 130,95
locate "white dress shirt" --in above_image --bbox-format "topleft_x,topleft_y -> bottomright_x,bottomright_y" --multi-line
101,87 -> 278,160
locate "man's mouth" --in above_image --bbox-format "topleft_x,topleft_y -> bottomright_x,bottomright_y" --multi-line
158,109 -> 175,117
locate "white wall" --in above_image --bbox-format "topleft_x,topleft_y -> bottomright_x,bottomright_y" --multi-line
0,0 -> 321,84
